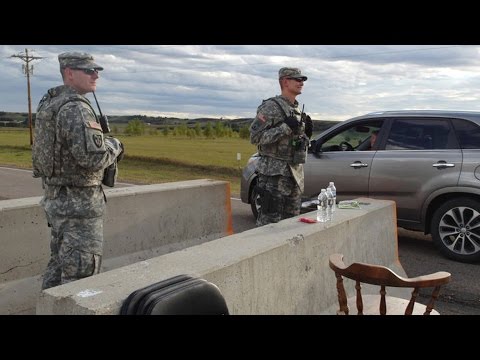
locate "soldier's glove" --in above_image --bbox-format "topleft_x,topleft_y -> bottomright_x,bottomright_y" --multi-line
104,136 -> 124,162
304,115 -> 313,138
284,116 -> 300,131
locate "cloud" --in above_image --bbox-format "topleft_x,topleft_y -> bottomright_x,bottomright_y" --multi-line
1,45 -> 479,121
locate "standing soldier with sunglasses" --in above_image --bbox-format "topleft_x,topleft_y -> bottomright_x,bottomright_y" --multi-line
32,52 -> 124,290
250,67 -> 313,226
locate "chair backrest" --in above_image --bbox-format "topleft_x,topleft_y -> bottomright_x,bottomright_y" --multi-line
328,253 -> 451,315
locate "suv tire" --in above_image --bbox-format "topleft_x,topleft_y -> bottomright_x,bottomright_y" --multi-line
431,197 -> 480,263
250,182 -> 261,220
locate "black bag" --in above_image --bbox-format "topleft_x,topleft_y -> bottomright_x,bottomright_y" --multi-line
120,275 -> 229,315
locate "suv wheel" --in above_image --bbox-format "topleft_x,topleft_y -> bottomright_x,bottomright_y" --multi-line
431,197 -> 480,263
250,183 -> 261,220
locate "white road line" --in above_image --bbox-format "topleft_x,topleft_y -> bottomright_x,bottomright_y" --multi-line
0,166 -> 32,173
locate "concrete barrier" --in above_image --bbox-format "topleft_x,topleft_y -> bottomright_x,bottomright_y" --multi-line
37,198 -> 405,315
0,179 -> 232,315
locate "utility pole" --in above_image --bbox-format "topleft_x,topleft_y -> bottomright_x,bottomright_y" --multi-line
11,48 -> 43,146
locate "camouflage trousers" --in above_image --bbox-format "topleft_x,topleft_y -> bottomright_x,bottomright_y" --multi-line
40,185 -> 105,290
256,173 -> 302,226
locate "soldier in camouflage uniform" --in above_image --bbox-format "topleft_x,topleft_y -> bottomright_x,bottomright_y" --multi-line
32,52 -> 124,290
250,67 -> 313,226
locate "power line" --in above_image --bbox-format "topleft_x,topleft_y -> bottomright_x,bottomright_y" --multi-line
11,48 -> 43,146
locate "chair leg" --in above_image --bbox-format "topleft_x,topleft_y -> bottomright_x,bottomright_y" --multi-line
379,285 -> 387,315
335,273 -> 349,315
424,286 -> 442,315
405,287 -> 419,315
355,281 -> 363,315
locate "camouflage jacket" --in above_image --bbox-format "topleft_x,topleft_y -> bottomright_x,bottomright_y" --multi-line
33,85 -> 117,187
249,95 -> 305,190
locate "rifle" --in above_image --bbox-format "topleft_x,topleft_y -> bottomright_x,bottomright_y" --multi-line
92,91 -> 111,134
93,92 -> 118,187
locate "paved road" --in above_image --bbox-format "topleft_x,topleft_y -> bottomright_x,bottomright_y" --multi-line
0,167 -> 132,201
2,166 -> 480,315
0,167 -> 44,200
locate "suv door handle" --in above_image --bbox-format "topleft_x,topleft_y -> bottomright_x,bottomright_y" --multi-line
350,161 -> 369,168
432,162 -> 455,168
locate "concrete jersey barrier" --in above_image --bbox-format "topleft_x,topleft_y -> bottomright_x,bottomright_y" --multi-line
0,179 -> 233,315
37,198 -> 405,315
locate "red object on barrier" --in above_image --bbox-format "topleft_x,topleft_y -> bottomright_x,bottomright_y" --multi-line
299,217 -> 317,224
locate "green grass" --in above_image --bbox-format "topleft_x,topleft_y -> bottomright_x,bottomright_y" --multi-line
117,135 -> 256,169
0,128 -> 257,195
0,128 -> 31,146
0,146 -> 33,169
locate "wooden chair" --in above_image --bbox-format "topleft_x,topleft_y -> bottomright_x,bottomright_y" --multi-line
328,253 -> 451,315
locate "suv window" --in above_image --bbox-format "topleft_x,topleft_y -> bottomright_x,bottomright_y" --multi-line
320,120 -> 383,152
452,119 -> 480,149
385,118 -> 456,150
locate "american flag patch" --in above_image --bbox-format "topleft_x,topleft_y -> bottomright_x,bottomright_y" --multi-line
86,121 -> 102,131
257,113 -> 266,122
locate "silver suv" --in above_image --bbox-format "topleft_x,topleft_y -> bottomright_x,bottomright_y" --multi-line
241,110 -> 480,263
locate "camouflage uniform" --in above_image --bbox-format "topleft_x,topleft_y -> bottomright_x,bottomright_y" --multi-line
250,68 -> 309,226
33,52 -> 123,290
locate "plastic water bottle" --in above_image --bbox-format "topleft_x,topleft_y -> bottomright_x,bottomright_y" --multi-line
326,187 -> 334,221
317,189 -> 328,222
328,181 -> 337,212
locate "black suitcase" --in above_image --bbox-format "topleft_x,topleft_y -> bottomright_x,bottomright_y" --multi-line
120,275 -> 229,315
120,274 -> 193,315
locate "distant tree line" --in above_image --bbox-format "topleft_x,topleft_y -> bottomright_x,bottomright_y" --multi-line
0,111 -> 29,127
116,118 -> 251,139
1,110 -> 339,137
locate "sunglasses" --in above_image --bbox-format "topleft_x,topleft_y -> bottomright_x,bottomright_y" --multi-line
287,77 -> 305,83
73,68 -> 99,75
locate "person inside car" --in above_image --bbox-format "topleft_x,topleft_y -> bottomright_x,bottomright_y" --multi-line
369,130 -> 379,150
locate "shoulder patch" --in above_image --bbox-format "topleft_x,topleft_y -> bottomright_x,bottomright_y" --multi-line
257,113 -> 266,123
86,121 -> 102,131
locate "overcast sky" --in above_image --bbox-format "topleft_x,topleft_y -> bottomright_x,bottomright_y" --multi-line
1,45 -> 480,122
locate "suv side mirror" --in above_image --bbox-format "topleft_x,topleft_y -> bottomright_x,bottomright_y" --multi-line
313,139 -> 324,154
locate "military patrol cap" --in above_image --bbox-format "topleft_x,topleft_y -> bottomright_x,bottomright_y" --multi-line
58,52 -> 104,71
278,67 -> 307,81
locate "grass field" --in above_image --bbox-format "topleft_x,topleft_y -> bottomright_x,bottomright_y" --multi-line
0,128 -> 257,195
